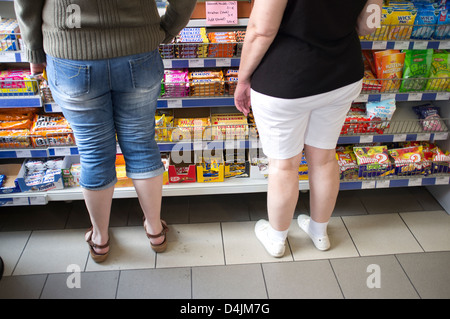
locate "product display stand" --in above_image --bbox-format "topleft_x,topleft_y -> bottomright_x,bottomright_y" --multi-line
0,0 -> 449,214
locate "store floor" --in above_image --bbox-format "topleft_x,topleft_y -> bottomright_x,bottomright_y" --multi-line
0,187 -> 450,299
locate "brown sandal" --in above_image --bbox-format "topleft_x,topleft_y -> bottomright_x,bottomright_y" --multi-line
85,227 -> 110,263
143,218 -> 169,253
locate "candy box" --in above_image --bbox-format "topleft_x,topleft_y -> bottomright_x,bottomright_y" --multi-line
196,152 -> 224,183
0,70 -> 38,96
61,155 -> 80,188
16,158 -> 64,192
224,149 -> 250,179
168,151 -> 197,183
0,163 -> 22,194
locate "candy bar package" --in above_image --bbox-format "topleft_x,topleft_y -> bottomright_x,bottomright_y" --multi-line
353,145 -> 394,178
374,50 -> 405,92
388,145 -> 425,175
163,69 -> 189,97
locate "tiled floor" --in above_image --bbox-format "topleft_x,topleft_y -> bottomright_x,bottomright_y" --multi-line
0,187 -> 450,299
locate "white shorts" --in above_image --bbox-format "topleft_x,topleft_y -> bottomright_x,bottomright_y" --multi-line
250,80 -> 362,159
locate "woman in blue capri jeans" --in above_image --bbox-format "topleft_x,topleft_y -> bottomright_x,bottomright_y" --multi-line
234,0 -> 382,257
15,0 -> 197,262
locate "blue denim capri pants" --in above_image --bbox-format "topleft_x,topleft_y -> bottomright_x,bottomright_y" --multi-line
46,50 -> 165,190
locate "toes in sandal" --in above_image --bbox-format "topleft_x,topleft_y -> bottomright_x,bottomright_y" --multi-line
143,219 -> 169,253
85,227 -> 110,263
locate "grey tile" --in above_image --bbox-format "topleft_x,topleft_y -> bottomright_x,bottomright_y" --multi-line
330,255 -> 419,299
262,260 -> 343,299
342,214 -> 423,256
0,231 -> 31,276
408,187 -> 443,211
14,229 -> 88,275
192,264 -> 267,299
41,270 -> 119,299
160,196 -> 190,224
117,268 -> 191,299
0,274 -> 47,299
396,252 -> 450,299
333,190 -> 368,216
400,210 -> 450,252
189,194 -> 250,223
358,188 -> 424,214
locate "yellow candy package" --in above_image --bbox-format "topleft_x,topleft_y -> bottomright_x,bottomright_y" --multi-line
426,50 -> 450,92
388,9 -> 417,40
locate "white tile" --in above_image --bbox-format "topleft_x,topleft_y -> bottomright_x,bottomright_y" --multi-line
400,210 -> 450,252
288,217 -> 359,261
0,231 -> 31,276
156,223 -> 224,268
342,214 -> 423,256
222,221 -> 293,264
86,226 -> 155,272
14,229 -> 88,275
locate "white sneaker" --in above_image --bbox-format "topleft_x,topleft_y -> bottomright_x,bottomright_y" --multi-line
254,220 -> 285,258
297,215 -> 330,251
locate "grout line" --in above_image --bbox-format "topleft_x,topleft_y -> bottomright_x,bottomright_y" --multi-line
397,212 -> 425,253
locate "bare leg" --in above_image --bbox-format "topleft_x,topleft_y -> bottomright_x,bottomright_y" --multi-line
304,144 -> 340,223
133,174 -> 164,246
267,153 -> 303,231
83,185 -> 115,255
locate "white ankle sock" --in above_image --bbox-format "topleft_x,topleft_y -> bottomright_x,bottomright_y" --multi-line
308,219 -> 329,238
267,224 -> 288,243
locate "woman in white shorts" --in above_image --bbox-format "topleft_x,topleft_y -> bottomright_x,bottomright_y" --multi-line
235,0 -> 382,257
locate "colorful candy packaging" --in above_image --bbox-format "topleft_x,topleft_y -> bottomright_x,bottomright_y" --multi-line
434,7 -> 450,40
388,145 -> 424,175
400,49 -> 433,92
336,148 -> 359,180
387,7 -> 417,40
413,103 -> 443,131
366,98 -> 396,130
163,69 -> 189,97
374,50 -> 405,92
411,5 -> 439,39
353,145 -> 394,178
425,50 -> 450,91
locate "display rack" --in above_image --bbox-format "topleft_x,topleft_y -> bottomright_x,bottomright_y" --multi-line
0,4 -> 449,213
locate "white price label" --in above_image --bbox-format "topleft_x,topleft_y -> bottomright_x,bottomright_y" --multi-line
372,41 -> 387,49
435,176 -> 449,185
189,59 -> 204,68
216,58 -> 231,67
166,99 -> 183,108
15,150 -> 32,158
408,93 -> 422,101
359,135 -> 374,143
408,178 -> 422,187
416,133 -> 430,141
393,134 -> 407,142
413,41 -> 428,50
362,180 -> 376,189
53,147 -> 71,156
394,41 -> 409,50
376,180 -> 390,188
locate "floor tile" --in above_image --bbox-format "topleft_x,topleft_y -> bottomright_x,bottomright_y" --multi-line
400,210 -> 450,252
189,194 -> 250,223
396,252 -> 450,299
14,229 -> 88,275
333,190 -> 368,216
0,274 -> 47,299
0,231 -> 30,276
41,270 -> 119,299
288,217 -> 359,261
357,188 -> 424,214
330,255 -> 419,299
222,221 -> 293,265
156,223 -> 224,268
192,264 -> 267,299
408,187 -> 444,211
262,260 -> 343,299
117,268 -> 191,299
85,226 -> 156,272
342,214 -> 423,256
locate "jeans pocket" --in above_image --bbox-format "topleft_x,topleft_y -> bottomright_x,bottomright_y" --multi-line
53,58 -> 90,98
129,50 -> 164,90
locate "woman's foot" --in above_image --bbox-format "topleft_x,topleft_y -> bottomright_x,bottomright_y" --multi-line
85,227 -> 110,262
297,215 -> 330,251
143,219 -> 169,253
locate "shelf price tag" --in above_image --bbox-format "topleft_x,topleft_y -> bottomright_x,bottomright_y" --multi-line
189,59 -> 204,68
413,41 -> 428,50
206,1 -> 238,26
376,180 -> 390,188
216,58 -> 231,67
435,176 -> 449,185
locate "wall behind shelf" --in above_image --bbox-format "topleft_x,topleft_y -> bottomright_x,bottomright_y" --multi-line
0,1 -> 15,19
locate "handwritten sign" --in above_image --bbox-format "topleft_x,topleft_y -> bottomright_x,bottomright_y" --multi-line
206,1 -> 238,25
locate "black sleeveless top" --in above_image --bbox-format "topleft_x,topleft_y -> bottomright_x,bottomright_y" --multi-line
251,0 -> 366,99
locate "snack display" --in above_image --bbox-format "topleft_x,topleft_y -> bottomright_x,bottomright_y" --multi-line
425,49 -> 450,91
208,32 -> 236,58
0,18 -> 20,52
23,157 -> 64,190
361,1 -> 450,41
374,50 -> 405,92
353,145 -> 394,178
163,69 -> 189,97
211,113 -> 248,140
413,103 -> 443,131
0,69 -> 38,96
400,49 -> 433,92
30,114 -> 74,147
189,70 -> 224,97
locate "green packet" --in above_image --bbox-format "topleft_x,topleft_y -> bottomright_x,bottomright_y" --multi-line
400,49 -> 432,93
426,49 -> 450,92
